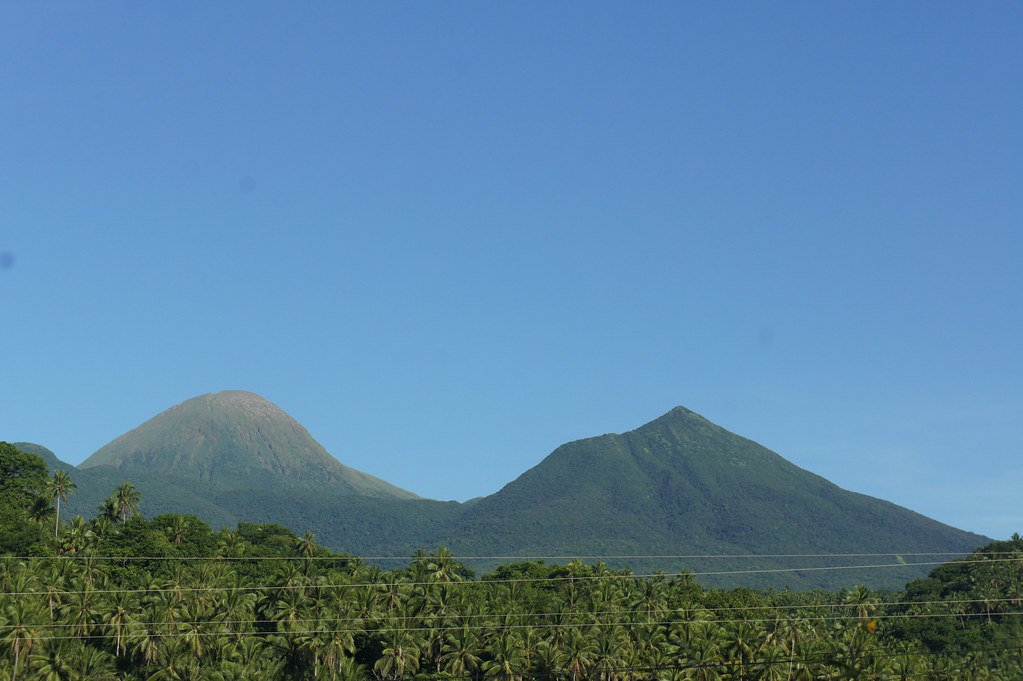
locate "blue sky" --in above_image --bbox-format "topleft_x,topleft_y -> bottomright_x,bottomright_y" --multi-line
2,3 -> 1020,540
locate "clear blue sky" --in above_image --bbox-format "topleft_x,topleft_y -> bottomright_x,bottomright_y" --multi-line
2,4 -> 1020,540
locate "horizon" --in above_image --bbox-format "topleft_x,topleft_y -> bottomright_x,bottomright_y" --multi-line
3,4 -> 1021,540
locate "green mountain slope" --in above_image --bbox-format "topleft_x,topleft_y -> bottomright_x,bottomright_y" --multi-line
79,391 -> 416,499
429,407 -> 988,588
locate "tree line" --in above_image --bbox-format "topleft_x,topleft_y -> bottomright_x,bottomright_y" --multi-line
2,442 -> 1022,680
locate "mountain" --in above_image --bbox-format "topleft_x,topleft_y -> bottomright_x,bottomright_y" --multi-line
430,407 -> 988,588
18,399 -> 989,589
79,391 -> 416,499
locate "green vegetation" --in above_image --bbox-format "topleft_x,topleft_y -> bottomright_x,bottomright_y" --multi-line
0,442 -> 49,556
0,444 -> 1021,679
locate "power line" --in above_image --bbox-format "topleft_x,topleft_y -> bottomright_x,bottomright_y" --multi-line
16,610 -> 1023,644
4,556 -> 1021,597
5,597 -> 1021,634
4,550 -> 1003,561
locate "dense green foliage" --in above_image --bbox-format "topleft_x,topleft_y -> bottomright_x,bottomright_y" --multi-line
2,445 -> 1021,679
0,442 -> 49,556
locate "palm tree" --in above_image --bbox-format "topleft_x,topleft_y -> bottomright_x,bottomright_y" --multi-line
86,516 -> 113,550
100,589 -> 138,658
96,497 -> 118,524
29,641 -> 76,681
320,617 -> 358,680
332,654 -> 368,681
297,530 -> 318,557
164,515 -> 190,546
59,579 -> 97,639
222,636 -> 284,680
27,497 -> 54,528
841,586 -> 877,621
46,471 -> 76,539
75,644 -> 117,681
558,627 -> 596,681
177,600 -> 219,660
3,598 -> 44,681
589,624 -> 629,681
721,621 -> 764,681
215,573 -> 257,642
147,636 -> 200,681
216,531 -> 247,558
440,626 -> 482,678
373,627 -> 422,680
57,516 -> 87,556
111,482 -> 141,522
127,611 -> 162,668
482,629 -> 527,681
685,646 -> 724,681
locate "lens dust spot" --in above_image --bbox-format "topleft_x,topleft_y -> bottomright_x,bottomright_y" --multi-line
0,251 -> 14,270
239,176 -> 256,194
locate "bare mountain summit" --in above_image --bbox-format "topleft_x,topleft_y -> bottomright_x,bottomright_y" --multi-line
79,390 -> 417,499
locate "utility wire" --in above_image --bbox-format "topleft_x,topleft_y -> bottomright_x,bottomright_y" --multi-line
16,610 -> 1023,643
4,597 -> 1021,633
4,556 -> 1022,597
5,550 -> 1005,561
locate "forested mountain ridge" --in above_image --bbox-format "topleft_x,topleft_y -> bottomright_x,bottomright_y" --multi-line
13,397 -> 990,589
430,406 -> 989,587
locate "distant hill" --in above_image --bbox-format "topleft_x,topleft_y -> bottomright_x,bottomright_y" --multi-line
14,399 -> 990,589
12,442 -> 76,474
79,391 -> 417,499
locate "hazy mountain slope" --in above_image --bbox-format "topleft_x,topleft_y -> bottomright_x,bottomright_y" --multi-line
431,407 -> 988,588
80,391 -> 417,499
12,443 -> 240,528
213,489 -> 465,560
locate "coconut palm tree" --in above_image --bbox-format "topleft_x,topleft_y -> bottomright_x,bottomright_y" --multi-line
373,627 -> 422,680
332,654 -> 368,681
720,620 -> 762,681
127,610 -> 162,668
216,531 -> 247,558
85,516 -> 113,550
111,482 -> 141,523
46,471 -> 76,539
320,616 -> 358,680
59,579 -> 97,639
589,624 -> 630,681
163,515 -> 190,546
100,589 -> 138,658
482,629 -> 527,681
2,598 -> 45,681
29,641 -> 77,681
841,586 -> 877,621
56,516 -> 88,557
440,626 -> 482,679
27,497 -> 54,529
75,644 -> 117,681
558,626 -> 596,681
